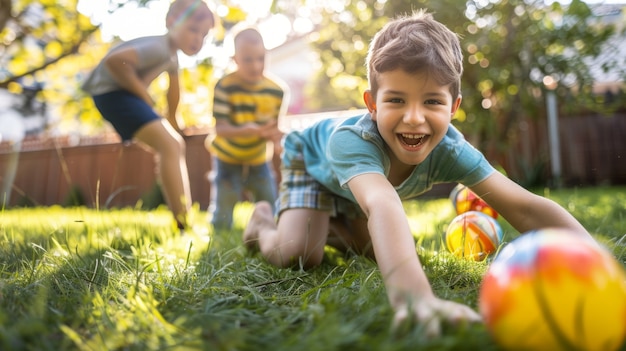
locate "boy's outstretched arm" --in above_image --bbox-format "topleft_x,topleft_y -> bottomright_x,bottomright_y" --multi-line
348,173 -> 481,336
470,172 -> 590,238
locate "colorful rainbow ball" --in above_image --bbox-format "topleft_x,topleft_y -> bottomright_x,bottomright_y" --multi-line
449,183 -> 498,219
445,211 -> 503,261
479,228 -> 626,351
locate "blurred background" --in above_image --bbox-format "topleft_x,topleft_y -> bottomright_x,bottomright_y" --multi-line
1,0 -> 625,208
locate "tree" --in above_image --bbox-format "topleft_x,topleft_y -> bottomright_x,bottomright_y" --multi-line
307,0 -> 626,184
0,0 -> 247,134
0,0 -> 123,135
459,0 -> 623,180
0,0 -> 99,88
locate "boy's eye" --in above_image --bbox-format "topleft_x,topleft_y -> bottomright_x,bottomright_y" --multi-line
188,26 -> 201,35
425,99 -> 443,105
387,98 -> 404,103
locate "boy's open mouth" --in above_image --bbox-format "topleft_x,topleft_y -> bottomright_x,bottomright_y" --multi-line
399,133 -> 427,147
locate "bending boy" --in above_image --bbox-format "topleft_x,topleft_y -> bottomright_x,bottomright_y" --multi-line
82,0 -> 214,230
243,10 -> 591,335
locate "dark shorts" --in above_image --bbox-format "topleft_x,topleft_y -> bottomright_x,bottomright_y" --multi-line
92,90 -> 160,141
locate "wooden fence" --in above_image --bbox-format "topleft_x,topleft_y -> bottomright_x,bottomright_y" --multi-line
0,112 -> 625,210
559,114 -> 626,185
498,113 -> 626,187
0,131 -> 213,209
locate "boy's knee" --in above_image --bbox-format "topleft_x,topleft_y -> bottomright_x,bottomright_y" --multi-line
300,253 -> 324,269
176,134 -> 186,149
168,133 -> 186,155
269,246 -> 324,269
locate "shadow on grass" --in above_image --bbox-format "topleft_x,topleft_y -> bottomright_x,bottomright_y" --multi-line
173,223 -> 502,351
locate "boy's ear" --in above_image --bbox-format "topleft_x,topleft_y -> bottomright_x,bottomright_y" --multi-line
451,96 -> 462,116
363,90 -> 377,119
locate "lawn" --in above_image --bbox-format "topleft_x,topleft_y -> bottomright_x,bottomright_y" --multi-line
0,186 -> 625,351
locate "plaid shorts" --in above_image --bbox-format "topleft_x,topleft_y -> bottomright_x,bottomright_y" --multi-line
277,147 -> 364,219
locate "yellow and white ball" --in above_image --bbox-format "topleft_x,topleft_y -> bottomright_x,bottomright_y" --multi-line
445,211 -> 503,261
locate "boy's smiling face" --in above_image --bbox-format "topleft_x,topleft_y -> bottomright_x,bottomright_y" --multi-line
364,69 -> 461,167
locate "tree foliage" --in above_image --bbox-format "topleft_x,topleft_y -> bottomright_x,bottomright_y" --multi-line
2,0 -> 625,184
0,0 -> 248,134
0,0 -> 98,87
307,0 -> 626,183
459,0 -> 622,153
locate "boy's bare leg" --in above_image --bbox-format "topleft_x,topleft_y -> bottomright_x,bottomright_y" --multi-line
243,201 -> 275,250
244,201 -> 331,268
327,216 -> 375,259
135,119 -> 191,228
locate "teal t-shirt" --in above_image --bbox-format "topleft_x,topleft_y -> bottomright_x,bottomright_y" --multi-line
283,113 -> 495,203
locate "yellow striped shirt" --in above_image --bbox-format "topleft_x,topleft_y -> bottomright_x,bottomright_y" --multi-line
210,73 -> 285,165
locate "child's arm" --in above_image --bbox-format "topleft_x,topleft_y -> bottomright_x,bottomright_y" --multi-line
166,69 -> 183,132
348,173 -> 481,336
214,119 -> 279,140
470,172 -> 589,238
104,47 -> 153,106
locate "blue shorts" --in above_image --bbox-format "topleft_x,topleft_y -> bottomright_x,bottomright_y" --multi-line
210,158 -> 277,229
92,90 -> 160,141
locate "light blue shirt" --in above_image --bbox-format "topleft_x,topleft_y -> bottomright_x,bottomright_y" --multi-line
283,113 -> 495,203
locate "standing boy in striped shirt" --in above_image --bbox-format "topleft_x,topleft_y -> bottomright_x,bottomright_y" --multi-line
207,27 -> 288,230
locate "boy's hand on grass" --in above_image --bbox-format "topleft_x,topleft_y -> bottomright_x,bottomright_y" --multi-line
392,295 -> 482,338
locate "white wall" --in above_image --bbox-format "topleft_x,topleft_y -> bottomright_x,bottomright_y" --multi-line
266,35 -> 319,114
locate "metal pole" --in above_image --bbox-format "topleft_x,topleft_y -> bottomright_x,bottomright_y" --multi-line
546,90 -> 562,188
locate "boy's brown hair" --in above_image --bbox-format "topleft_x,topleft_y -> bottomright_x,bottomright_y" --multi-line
166,0 -> 214,28
366,10 -> 463,99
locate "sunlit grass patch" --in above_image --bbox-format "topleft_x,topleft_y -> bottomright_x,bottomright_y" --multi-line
0,186 -> 624,350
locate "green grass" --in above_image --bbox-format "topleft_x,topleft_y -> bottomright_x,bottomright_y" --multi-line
1,186 -> 625,351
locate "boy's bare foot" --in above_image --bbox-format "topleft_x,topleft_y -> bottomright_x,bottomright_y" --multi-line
243,201 -> 275,250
